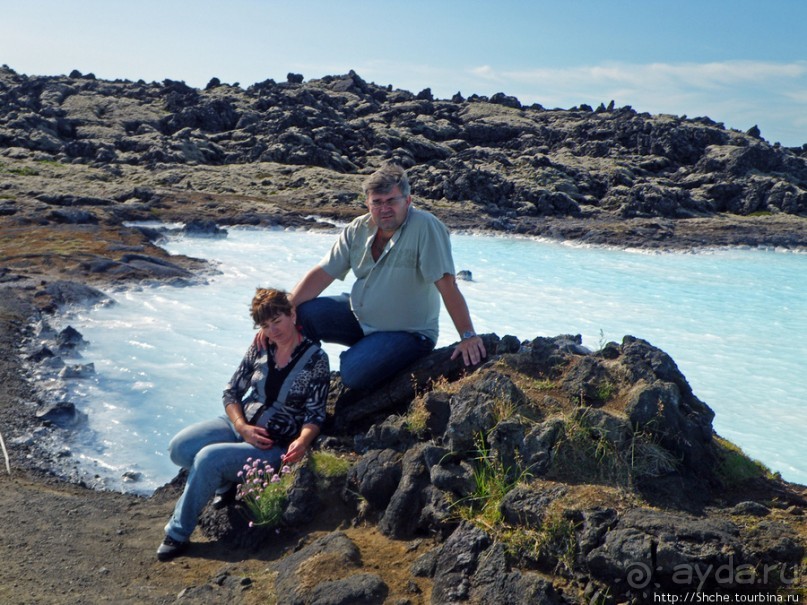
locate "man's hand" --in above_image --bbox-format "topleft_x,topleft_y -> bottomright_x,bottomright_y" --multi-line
451,335 -> 486,366
435,274 -> 486,367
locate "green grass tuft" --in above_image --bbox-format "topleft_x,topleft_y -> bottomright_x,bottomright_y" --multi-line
548,410 -> 678,487
714,436 -> 771,484
309,450 -> 351,479
503,509 -> 579,573
452,433 -> 530,528
403,396 -> 430,435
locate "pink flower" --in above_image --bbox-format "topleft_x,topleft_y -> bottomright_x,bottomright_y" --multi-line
271,474 -> 281,483
237,470 -> 243,478
249,521 -> 254,528
281,465 -> 291,474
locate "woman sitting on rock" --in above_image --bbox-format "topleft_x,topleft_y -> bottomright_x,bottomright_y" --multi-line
157,287 -> 330,561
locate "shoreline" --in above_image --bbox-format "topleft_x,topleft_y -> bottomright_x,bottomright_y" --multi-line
138,213 -> 807,254
452,226 -> 807,255
9,219 -> 807,495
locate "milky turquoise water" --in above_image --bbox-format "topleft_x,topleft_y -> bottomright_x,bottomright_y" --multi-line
51,226 -> 806,493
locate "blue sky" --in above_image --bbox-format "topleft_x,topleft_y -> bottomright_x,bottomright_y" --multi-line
2,1 -> 806,146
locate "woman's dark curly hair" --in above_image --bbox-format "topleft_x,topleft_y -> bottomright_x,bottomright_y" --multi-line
250,288 -> 293,327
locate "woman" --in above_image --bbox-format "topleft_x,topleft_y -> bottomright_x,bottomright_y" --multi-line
157,288 -> 330,562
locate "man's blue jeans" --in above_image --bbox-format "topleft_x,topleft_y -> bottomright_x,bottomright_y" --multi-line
296,295 -> 435,390
164,416 -> 285,542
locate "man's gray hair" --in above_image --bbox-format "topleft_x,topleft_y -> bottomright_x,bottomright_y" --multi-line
362,163 -> 411,197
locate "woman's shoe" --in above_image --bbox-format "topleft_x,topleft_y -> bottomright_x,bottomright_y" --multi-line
157,536 -> 188,562
212,484 -> 237,510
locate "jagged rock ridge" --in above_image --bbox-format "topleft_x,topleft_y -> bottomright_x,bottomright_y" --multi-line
2,65 -> 806,241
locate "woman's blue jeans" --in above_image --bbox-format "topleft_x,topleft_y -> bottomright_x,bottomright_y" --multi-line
296,295 -> 435,390
163,416 -> 285,542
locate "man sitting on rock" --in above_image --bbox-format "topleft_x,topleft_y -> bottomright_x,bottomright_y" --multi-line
277,162 -> 486,391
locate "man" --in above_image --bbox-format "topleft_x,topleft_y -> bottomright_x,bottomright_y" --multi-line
289,163 -> 486,390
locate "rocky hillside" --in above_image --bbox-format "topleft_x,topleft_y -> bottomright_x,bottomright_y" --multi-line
2,66 -> 806,604
16,301 -> 807,603
1,64 -> 806,255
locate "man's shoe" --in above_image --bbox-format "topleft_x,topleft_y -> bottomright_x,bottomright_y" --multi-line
157,536 -> 188,562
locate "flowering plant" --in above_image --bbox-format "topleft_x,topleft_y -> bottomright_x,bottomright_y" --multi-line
235,457 -> 294,528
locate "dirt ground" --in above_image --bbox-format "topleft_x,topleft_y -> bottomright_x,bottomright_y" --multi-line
0,473 -> 432,605
0,288 -> 433,605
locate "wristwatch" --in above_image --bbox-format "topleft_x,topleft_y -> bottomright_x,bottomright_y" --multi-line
462,330 -> 477,340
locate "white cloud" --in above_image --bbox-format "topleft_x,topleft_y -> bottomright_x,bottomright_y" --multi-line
782,88 -> 807,103
498,60 -> 807,90
469,65 -> 499,80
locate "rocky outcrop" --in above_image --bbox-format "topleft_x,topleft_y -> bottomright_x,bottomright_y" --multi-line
185,332 -> 807,602
2,65 -> 806,255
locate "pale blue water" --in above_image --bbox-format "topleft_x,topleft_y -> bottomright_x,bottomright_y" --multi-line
51,226 -> 806,493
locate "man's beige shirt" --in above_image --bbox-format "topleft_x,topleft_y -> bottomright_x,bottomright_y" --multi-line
319,206 -> 455,342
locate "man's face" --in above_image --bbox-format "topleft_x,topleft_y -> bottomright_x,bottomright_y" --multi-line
367,185 -> 411,234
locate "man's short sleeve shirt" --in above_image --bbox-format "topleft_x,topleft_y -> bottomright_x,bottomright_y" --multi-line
319,207 -> 454,342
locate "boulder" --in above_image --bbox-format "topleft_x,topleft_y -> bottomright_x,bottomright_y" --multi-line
378,443 -> 446,538
281,465 -> 320,526
347,448 -> 403,510
181,218 -> 227,237
617,336 -> 715,466
55,325 -> 88,353
444,371 -> 526,453
39,281 -> 109,311
35,401 -> 85,427
58,362 -> 95,379
274,532 -> 388,605
520,418 -> 564,476
429,523 -> 491,603
429,458 -> 475,498
470,542 -> 564,605
499,484 -> 568,528
581,508 -> 805,591
332,333 -> 501,431
355,416 -> 415,452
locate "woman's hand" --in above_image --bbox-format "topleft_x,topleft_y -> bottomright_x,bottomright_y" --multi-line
252,329 -> 270,352
281,438 -> 308,464
237,423 -> 275,450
